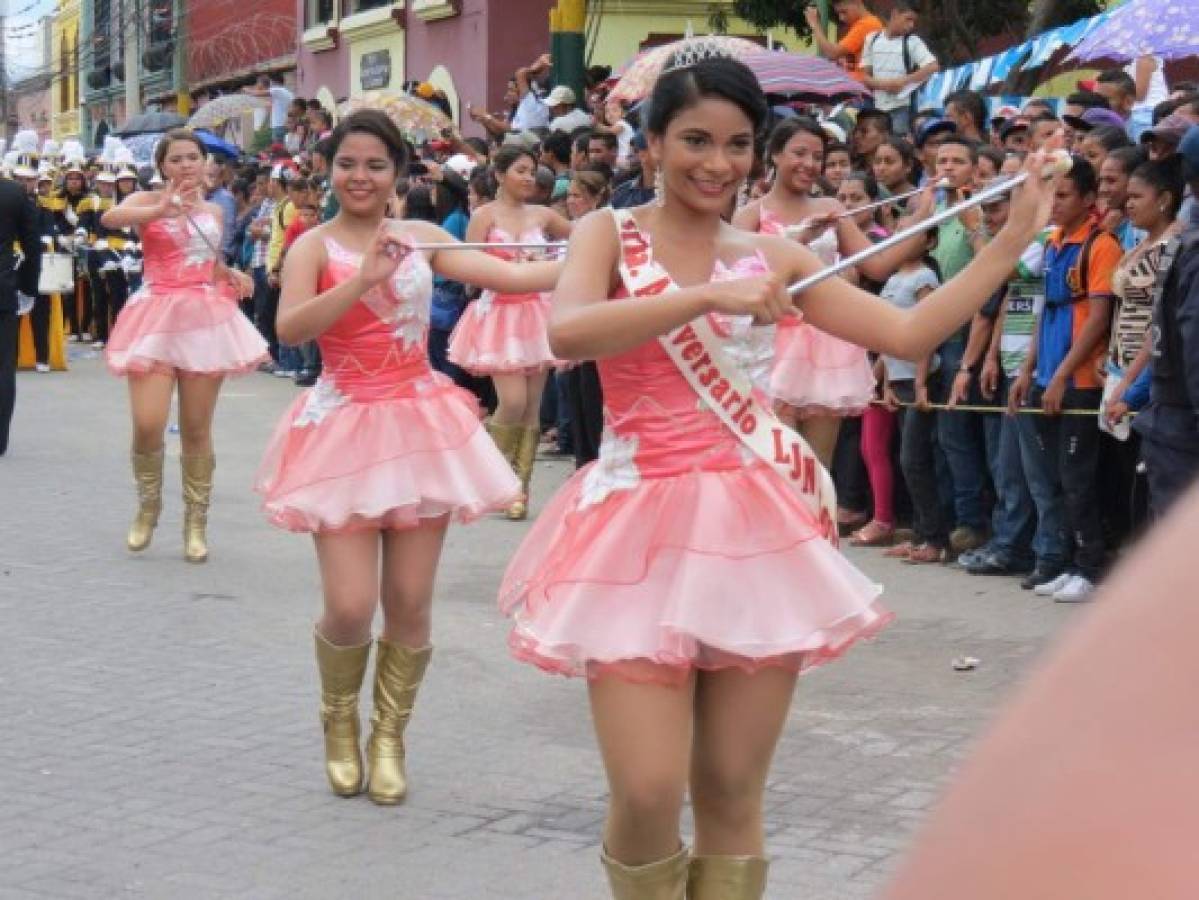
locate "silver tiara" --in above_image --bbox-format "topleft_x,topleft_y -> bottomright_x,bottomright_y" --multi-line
661,38 -> 738,75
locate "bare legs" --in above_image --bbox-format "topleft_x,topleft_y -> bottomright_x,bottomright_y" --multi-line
589,665 -> 797,863
491,370 -> 549,429
314,517 -> 449,646
312,518 -> 448,803
797,414 -> 842,471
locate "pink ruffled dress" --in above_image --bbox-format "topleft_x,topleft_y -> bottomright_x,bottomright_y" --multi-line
105,212 -> 268,376
759,204 -> 875,416
447,226 -> 556,374
255,237 -> 521,533
499,215 -> 890,686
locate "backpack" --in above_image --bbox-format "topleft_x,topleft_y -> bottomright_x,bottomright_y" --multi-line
868,32 -> 916,76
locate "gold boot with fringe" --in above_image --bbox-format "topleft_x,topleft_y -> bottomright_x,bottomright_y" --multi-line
601,845 -> 689,900
366,640 -> 432,805
126,449 -> 164,551
508,426 -> 540,521
314,632 -> 370,797
686,855 -> 769,900
181,454 -> 215,563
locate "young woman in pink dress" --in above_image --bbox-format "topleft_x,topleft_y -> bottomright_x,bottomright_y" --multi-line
732,118 -> 928,471
102,129 -> 267,563
500,56 -> 1054,899
447,145 -> 572,520
257,111 -> 559,806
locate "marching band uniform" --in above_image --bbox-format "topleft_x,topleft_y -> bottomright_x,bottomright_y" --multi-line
80,169 -> 134,348
256,237 -> 519,803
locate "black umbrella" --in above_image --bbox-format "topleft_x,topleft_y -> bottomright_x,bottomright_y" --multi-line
114,111 -> 187,137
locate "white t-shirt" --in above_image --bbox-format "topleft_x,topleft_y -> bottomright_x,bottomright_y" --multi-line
881,265 -> 941,380
1127,55 -> 1169,116
610,120 -> 635,167
549,108 -> 593,134
511,91 -> 550,131
268,85 -> 294,128
861,32 -> 937,111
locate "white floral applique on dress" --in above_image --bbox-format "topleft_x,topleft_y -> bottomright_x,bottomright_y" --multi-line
293,378 -> 349,428
578,430 -> 641,509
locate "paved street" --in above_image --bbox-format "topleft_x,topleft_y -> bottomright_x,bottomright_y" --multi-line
0,351 -> 1081,900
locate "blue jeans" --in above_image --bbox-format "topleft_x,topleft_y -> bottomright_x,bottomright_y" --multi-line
983,380 -> 1036,565
277,343 -> 302,373
937,340 -> 990,530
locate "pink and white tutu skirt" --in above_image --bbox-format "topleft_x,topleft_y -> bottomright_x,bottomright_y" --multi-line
499,459 -> 890,686
105,282 -> 268,377
255,374 -> 520,533
770,318 -> 876,416
447,291 -> 556,375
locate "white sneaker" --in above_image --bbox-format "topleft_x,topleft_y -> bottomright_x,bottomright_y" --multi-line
91,340 -> 105,349
1053,575 -> 1095,603
1034,571 -> 1074,596
273,369 -> 297,378
35,363 -> 50,373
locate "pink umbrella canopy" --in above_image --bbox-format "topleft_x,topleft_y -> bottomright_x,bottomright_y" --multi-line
610,37 -> 869,103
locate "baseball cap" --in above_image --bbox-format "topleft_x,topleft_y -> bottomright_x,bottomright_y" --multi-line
990,104 -> 1020,127
915,118 -> 956,148
1180,124 -> 1199,181
545,85 -> 577,107
445,153 -> 476,178
1063,107 -> 1126,133
819,120 -> 847,144
1141,112 -> 1196,147
999,118 -> 1030,140
502,130 -> 541,151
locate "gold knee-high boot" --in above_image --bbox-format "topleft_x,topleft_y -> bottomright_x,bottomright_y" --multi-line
366,640 -> 432,805
686,855 -> 769,900
601,846 -> 690,900
508,426 -> 540,521
126,449 -> 164,551
486,421 -> 526,520
314,632 -> 370,797
181,454 -> 215,564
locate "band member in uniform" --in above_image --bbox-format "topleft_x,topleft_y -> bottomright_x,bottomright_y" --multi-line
102,129 -> 267,563
498,54 -> 1056,899
1,150 -> 43,455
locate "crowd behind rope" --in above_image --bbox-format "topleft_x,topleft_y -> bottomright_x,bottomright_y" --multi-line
4,27 -> 1199,606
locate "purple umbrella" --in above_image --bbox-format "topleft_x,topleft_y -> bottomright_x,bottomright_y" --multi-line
1067,0 -> 1199,63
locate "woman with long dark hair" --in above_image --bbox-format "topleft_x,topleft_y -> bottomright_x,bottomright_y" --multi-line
500,53 -> 1055,898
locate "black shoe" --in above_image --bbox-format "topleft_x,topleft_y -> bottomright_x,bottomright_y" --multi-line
966,552 -> 1035,576
294,370 -> 318,387
1021,566 -> 1066,591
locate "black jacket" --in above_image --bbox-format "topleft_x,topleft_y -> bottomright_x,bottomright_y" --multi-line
0,178 -> 42,313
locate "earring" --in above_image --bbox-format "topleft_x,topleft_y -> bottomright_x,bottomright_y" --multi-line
654,169 -> 665,207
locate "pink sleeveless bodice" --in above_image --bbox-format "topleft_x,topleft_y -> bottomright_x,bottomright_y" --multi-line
139,212 -> 224,291
595,252 -> 772,482
316,238 -> 436,402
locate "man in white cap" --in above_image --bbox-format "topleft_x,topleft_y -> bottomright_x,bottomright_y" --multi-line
546,85 -> 592,133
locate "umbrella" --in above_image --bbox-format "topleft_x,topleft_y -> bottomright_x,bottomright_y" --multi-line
193,129 -> 242,160
121,133 -> 163,164
739,52 -> 870,101
1067,0 -> 1199,63
188,94 -> 268,131
338,91 -> 454,144
609,36 -> 764,103
113,111 -> 187,137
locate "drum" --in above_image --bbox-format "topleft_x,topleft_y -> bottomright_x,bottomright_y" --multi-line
38,252 -> 76,295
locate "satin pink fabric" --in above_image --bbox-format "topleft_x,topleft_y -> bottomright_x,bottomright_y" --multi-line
255,237 -> 520,533
500,217 -> 890,685
105,212 -> 268,377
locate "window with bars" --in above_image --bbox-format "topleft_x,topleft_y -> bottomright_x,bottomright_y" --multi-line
307,0 -> 335,27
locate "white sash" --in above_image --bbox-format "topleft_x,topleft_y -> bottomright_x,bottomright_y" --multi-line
612,209 -> 840,546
